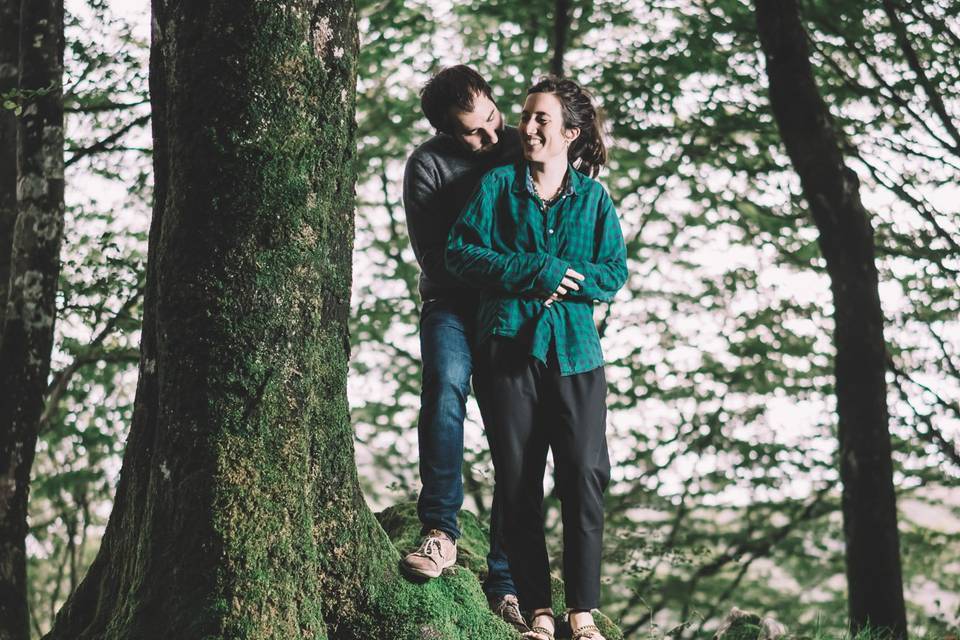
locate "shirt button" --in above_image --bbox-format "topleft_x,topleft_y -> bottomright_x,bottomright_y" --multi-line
548,228 -> 554,234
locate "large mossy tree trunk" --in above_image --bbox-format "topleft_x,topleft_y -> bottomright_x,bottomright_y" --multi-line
43,2 -> 518,639
0,1 -> 64,639
754,1 -> 907,638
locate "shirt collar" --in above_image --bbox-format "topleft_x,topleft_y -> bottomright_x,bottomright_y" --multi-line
511,161 -> 583,197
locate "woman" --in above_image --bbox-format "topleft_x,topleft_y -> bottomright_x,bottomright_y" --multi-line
446,77 -> 627,640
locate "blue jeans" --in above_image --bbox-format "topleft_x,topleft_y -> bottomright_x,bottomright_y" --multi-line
417,297 -> 516,598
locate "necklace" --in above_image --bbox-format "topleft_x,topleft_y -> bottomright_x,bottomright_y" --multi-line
533,175 -> 564,205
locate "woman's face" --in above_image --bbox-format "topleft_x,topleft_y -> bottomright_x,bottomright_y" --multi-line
519,92 -> 580,164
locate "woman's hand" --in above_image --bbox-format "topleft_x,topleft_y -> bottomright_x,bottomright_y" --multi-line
544,268 -> 585,306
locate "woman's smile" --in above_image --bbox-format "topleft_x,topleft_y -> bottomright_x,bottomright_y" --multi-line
524,136 -> 544,150
520,92 -> 575,161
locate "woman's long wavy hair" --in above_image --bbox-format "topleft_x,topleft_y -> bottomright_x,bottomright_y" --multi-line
527,76 -> 608,178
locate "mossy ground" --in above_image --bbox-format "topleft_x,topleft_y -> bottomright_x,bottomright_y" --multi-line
376,502 -> 623,640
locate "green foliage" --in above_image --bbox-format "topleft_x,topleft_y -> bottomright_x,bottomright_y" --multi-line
25,0 -> 960,637
1,81 -> 60,115
348,0 -> 960,638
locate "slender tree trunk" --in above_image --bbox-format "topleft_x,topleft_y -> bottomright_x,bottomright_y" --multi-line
0,0 -> 17,328
44,2 -> 516,638
0,0 -> 20,633
0,1 -> 65,639
754,2 -> 907,638
550,0 -> 571,77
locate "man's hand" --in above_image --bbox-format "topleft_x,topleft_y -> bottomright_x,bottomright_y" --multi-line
544,268 -> 584,307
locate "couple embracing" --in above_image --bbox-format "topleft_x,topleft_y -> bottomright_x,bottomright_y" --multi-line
399,64 -> 627,640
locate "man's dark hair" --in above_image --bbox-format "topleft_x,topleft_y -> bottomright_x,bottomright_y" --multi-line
420,65 -> 494,135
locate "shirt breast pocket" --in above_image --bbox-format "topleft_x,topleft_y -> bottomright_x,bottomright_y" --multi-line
558,206 -> 600,261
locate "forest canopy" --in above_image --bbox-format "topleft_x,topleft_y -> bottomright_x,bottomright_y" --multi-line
5,0 -> 958,638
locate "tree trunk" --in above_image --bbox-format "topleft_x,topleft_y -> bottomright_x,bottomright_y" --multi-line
0,0 -> 19,636
550,0 -> 571,77
754,1 -> 907,638
0,1 -> 64,639
0,0 -> 17,329
44,2 -> 515,638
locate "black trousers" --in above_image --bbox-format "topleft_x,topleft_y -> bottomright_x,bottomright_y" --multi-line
473,336 -> 610,611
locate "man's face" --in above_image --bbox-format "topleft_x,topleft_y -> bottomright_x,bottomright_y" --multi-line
449,92 -> 503,154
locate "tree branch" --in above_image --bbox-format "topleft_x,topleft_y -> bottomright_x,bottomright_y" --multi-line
690,557 -> 757,640
887,355 -> 960,469
893,0 -> 960,51
619,483 -> 835,638
806,15 -> 960,157
852,151 -> 960,257
616,477 -> 693,625
64,112 -> 151,167
880,0 -> 960,152
64,97 -> 149,113
929,325 -> 960,382
39,284 -> 143,431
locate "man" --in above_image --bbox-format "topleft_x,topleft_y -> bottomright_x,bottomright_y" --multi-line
400,65 -> 527,633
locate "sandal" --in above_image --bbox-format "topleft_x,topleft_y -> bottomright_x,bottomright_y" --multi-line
521,610 -> 556,640
571,624 -> 605,640
568,610 -> 606,640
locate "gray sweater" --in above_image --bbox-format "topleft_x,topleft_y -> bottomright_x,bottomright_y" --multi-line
402,127 -> 521,301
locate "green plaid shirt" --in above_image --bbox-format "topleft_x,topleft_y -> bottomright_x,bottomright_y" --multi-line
446,161 -> 628,375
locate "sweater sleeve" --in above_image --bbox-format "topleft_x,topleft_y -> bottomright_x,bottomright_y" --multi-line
402,153 -> 460,287
446,181 -> 570,296
563,188 -> 628,302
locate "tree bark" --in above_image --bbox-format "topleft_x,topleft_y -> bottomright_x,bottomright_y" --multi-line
0,1 -> 65,639
754,1 -> 907,638
0,0 -> 19,635
550,0 -> 571,77
43,2 -> 517,638
0,0 -> 17,329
